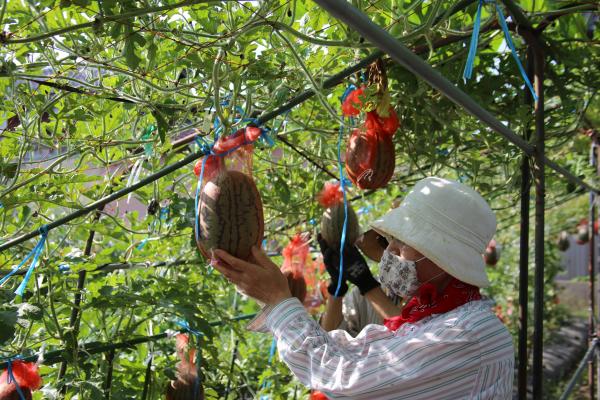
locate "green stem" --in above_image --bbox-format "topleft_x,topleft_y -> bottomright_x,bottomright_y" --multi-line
0,0 -> 7,28
47,278 -> 67,343
0,151 -> 75,200
274,30 -> 341,123
529,4 -> 598,18
213,47 -> 230,132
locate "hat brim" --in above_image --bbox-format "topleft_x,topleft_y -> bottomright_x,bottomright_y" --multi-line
370,207 -> 490,288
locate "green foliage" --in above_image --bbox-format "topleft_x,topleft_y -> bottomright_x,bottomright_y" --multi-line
0,0 -> 598,398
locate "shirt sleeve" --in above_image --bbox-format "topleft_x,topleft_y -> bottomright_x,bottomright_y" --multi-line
259,298 -> 482,398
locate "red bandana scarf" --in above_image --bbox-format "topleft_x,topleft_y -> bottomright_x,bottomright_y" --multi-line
384,278 -> 481,331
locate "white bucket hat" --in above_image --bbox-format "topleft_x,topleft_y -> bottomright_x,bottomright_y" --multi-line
370,177 -> 496,288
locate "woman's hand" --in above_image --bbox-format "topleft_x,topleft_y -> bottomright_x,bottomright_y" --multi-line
212,246 -> 292,306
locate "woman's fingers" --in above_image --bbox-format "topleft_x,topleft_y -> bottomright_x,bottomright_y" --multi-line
213,249 -> 253,272
250,246 -> 278,270
211,260 -> 244,282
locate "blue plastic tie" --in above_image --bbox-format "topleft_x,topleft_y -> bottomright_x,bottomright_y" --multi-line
267,337 -> 277,363
137,238 -> 149,251
160,207 -> 170,221
5,359 -> 26,400
0,226 -> 48,296
259,129 -> 275,147
142,125 -> 156,156
233,106 -> 246,122
494,2 -> 538,100
340,84 -> 357,103
463,0 -> 484,81
335,123 -> 349,298
259,338 -> 278,395
58,263 -> 71,273
463,0 -> 537,100
175,319 -> 204,338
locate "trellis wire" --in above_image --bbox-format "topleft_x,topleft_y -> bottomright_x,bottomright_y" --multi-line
0,313 -> 257,368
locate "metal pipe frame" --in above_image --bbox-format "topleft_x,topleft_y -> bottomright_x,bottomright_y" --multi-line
531,40 -> 546,400
517,46 -> 535,399
559,339 -> 599,400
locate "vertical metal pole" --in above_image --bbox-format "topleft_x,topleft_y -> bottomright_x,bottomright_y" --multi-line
590,142 -> 597,400
531,41 -> 546,400
517,47 -> 534,400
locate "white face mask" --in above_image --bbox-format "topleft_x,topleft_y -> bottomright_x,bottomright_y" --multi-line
379,249 -> 425,298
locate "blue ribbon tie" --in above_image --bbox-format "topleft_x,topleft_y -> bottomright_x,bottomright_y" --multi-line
0,225 -> 48,297
5,359 -> 26,400
463,0 -> 537,100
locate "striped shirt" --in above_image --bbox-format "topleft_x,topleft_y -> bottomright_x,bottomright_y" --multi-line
337,286 -> 384,336
248,297 -> 514,399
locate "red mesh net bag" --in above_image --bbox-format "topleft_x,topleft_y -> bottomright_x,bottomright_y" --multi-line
281,233 -> 309,303
0,360 -> 42,398
310,390 -> 330,400
341,60 -> 399,190
304,254 -> 328,313
194,127 -> 264,261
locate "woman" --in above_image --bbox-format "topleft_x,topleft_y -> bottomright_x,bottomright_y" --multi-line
212,177 -> 514,399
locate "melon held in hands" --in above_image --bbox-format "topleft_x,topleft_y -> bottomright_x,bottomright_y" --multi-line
196,170 -> 264,261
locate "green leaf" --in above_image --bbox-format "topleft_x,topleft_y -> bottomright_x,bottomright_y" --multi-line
151,109 -> 169,144
123,26 -> 144,70
0,310 -> 17,345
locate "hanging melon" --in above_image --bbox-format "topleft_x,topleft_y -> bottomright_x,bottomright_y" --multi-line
317,182 -> 360,249
196,170 -> 264,261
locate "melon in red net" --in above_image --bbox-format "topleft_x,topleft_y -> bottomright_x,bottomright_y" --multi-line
576,225 -> 589,245
317,182 -> 360,249
281,234 -> 310,303
345,127 -> 395,190
195,129 -> 264,261
483,239 -> 500,266
165,334 -> 204,400
284,270 -> 307,303
557,231 -> 570,252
